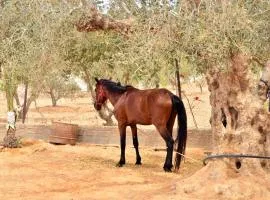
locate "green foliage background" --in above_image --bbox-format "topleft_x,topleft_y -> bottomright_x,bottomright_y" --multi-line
0,0 -> 270,110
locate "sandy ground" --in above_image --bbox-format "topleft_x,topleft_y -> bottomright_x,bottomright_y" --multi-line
1,83 -> 270,199
2,83 -> 244,200
0,84 -> 210,200
0,139 -> 205,200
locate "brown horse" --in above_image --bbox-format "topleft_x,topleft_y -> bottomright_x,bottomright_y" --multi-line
94,78 -> 187,172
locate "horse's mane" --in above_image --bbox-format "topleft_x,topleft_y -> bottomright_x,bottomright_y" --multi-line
100,79 -> 134,94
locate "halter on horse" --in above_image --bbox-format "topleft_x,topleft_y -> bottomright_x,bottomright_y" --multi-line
94,78 -> 187,172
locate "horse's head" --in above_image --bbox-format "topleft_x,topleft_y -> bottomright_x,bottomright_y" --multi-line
94,78 -> 108,110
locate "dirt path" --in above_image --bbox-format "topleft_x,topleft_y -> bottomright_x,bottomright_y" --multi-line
0,140 -> 204,200
0,86 -> 211,199
1,86 -> 269,199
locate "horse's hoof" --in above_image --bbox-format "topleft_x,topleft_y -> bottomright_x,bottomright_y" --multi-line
163,168 -> 172,172
135,161 -> 142,165
116,162 -> 125,167
163,165 -> 173,172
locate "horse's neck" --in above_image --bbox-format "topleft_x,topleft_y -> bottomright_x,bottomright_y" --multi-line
106,91 -> 123,106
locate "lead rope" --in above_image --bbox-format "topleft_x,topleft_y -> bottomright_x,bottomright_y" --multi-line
174,151 -> 202,164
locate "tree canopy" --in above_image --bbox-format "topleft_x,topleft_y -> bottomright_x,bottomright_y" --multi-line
0,0 -> 270,111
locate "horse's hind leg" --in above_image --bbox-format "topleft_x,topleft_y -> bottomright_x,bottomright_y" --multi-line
167,111 -> 177,149
131,125 -> 141,165
156,125 -> 174,172
117,124 -> 126,167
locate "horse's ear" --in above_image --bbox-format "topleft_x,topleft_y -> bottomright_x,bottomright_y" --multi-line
95,77 -> 99,83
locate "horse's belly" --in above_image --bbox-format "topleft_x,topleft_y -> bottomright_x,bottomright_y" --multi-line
132,120 -> 152,126
127,115 -> 152,125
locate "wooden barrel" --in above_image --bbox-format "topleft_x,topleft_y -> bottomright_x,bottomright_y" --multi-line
49,122 -> 79,145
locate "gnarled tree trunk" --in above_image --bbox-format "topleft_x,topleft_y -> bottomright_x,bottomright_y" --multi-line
89,87 -> 115,126
14,92 -> 23,119
206,54 -> 270,169
49,88 -> 58,107
82,67 -> 115,126
173,54 -> 270,199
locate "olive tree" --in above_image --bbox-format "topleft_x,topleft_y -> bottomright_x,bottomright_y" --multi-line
0,0 -> 82,126
0,0 -> 46,128
81,0 -> 270,197
161,1 -> 270,198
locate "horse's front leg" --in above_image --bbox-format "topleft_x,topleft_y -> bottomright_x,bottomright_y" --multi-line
131,125 -> 141,165
116,124 -> 126,167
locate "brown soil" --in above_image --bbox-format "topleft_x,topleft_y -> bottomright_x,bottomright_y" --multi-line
0,85 -> 209,200
0,139 -> 204,200
0,82 -> 269,200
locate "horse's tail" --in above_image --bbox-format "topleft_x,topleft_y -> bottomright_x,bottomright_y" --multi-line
171,95 -> 187,171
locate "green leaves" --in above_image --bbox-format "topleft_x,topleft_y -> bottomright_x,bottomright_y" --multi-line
1,0 -> 270,109
172,1 -> 270,70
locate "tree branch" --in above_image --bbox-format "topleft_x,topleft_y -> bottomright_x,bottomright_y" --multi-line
75,6 -> 131,35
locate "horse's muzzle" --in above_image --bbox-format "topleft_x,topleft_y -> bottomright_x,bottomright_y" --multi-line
94,102 -> 102,111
